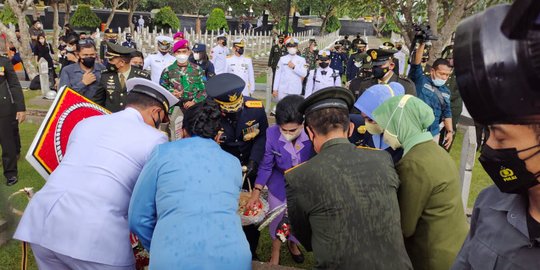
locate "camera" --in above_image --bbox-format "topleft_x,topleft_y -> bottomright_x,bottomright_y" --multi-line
454,0 -> 540,125
413,24 -> 439,41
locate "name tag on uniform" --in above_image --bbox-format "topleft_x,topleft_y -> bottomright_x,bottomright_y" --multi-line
442,93 -> 450,99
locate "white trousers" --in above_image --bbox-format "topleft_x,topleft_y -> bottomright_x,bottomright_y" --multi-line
31,244 -> 135,270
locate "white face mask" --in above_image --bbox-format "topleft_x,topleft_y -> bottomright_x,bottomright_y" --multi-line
313,46 -> 318,51
175,54 -> 189,64
383,130 -> 402,150
354,62 -> 362,68
281,129 -> 302,142
193,53 -> 201,61
288,48 -> 297,55
66,46 -> 75,52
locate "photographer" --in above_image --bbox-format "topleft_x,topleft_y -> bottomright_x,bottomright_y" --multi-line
409,41 -> 453,149
450,2 -> 540,268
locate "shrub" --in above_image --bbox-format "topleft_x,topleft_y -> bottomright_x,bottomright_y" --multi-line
206,8 -> 229,31
154,6 -> 180,31
276,17 -> 293,33
325,15 -> 341,33
70,5 -> 101,29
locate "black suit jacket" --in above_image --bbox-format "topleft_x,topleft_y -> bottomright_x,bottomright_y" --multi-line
0,57 -> 25,117
92,68 -> 150,112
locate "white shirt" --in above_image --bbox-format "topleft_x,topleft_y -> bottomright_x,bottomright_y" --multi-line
273,54 -> 307,100
304,67 -> 342,97
138,18 -> 145,27
143,52 -> 176,83
14,108 -> 167,266
394,50 -> 407,76
211,45 -> 230,74
226,54 -> 255,96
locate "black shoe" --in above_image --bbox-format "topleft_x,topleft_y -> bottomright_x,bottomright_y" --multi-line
288,242 -> 304,264
6,176 -> 18,186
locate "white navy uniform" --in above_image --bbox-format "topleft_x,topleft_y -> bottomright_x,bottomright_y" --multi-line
394,49 -> 407,76
304,67 -> 342,97
143,52 -> 176,83
211,45 -> 230,75
226,55 -> 255,96
14,108 -> 167,268
273,53 -> 307,100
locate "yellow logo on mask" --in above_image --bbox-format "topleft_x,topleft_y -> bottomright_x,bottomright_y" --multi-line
499,168 -> 517,182
371,50 -> 377,60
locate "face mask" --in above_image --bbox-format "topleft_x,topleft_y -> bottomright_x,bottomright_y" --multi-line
176,54 -> 189,63
193,53 -> 201,61
222,40 -> 227,46
365,122 -> 383,135
313,46 -> 318,50
108,39 -> 117,43
81,57 -> 96,68
372,66 -> 389,79
127,38 -> 132,42
354,62 -> 362,68
432,78 -> 447,87
281,128 -> 302,142
236,48 -> 244,55
383,130 -> 401,150
152,110 -> 163,129
479,144 -> 540,194
132,64 -> 143,69
319,62 -> 329,69
106,62 -> 118,72
396,46 -> 403,50
278,39 -> 284,44
288,48 -> 297,55
66,46 -> 75,52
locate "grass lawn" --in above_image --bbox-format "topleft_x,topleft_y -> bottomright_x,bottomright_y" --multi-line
256,73 -> 268,84
0,121 -> 492,269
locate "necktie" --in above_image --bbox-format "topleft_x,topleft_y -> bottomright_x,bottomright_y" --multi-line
119,73 -> 126,89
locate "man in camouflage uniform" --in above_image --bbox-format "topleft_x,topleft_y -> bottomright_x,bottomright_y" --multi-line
285,87 -> 412,269
268,34 -> 287,89
349,49 -> 416,99
93,42 -> 151,112
301,39 -> 318,71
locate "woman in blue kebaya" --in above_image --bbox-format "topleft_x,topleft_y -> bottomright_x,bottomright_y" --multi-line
128,99 -> 251,270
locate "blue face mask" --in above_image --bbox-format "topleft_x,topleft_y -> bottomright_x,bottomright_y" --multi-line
432,78 -> 447,87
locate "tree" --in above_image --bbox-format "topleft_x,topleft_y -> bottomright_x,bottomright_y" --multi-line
0,0 -> 38,78
0,4 -> 18,26
297,0 -> 345,35
128,0 -> 146,33
154,6 -> 181,31
325,15 -> 341,33
65,0 -> 72,23
206,8 -> 229,32
105,0 -> 127,28
183,0 -> 213,34
70,5 -> 101,30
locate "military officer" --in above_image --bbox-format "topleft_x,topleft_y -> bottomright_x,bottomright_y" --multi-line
121,33 -> 137,49
305,50 -> 341,97
349,49 -> 416,99
100,28 -> 119,66
285,87 -> 412,269
206,73 -> 269,260
345,38 -> 368,81
143,35 -> 175,83
340,35 -> 352,52
93,42 -> 151,112
0,55 -> 25,186
211,34 -> 230,75
380,42 -> 400,76
351,33 -> 364,50
273,37 -> 307,101
268,34 -> 288,89
301,38 -> 318,71
226,38 -> 255,96
330,42 -> 348,77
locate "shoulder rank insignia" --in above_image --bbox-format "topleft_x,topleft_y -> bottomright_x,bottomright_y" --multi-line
285,161 -> 307,174
357,125 -> 366,134
245,120 -> 256,126
356,145 -> 380,151
245,100 -> 263,108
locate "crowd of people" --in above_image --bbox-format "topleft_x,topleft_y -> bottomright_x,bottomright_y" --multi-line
0,17 -> 539,270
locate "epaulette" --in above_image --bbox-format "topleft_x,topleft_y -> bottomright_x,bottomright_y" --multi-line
245,100 -> 263,108
285,161 -> 307,174
135,69 -> 150,78
357,125 -> 366,134
356,145 -> 380,151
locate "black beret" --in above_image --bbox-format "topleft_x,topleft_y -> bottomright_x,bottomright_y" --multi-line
299,87 -> 355,115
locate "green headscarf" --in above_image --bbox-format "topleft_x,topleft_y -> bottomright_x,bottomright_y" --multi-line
372,95 -> 435,155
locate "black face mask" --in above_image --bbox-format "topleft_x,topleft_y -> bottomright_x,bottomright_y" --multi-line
396,46 -> 403,50
372,66 -> 389,79
127,38 -> 132,42
132,64 -> 143,69
479,144 -> 540,194
278,39 -> 284,44
319,62 -> 329,69
152,110 -> 163,129
106,62 -> 118,72
108,39 -> 117,43
81,57 -> 96,68
237,48 -> 244,55
221,40 -> 227,46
